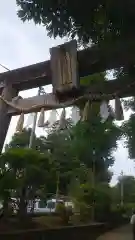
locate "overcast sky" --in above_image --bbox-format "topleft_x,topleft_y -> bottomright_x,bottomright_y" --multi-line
0,0 -> 135,185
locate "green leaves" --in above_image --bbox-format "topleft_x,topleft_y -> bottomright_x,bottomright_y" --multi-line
80,72 -> 106,86
70,117 -> 121,181
5,128 -> 47,152
16,0 -> 135,44
46,130 -> 80,194
122,114 -> 135,159
71,181 -> 111,213
0,148 -> 53,207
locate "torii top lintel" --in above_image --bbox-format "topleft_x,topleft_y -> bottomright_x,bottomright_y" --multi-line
0,39 -> 135,92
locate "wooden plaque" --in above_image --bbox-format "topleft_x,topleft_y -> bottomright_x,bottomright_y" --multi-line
50,40 -> 79,94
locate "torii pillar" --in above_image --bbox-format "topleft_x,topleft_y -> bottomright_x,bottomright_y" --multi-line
0,84 -> 17,152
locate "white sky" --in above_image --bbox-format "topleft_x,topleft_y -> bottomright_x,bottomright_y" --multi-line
0,0 -> 135,185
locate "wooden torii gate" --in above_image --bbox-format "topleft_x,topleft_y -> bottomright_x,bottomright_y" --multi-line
0,38 -> 135,152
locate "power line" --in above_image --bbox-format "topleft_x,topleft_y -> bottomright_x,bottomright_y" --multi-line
0,63 -> 10,71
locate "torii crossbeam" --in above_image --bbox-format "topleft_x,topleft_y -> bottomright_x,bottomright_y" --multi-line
0,38 -> 135,152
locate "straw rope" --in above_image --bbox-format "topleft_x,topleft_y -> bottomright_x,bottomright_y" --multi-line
0,79 -> 135,113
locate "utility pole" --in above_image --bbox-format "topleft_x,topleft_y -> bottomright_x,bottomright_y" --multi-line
55,172 -> 60,202
91,150 -> 95,222
28,87 -> 44,148
120,170 -> 124,207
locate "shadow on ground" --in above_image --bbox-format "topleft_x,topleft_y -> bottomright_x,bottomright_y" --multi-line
97,224 -> 132,240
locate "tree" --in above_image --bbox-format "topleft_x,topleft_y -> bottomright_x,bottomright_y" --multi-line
4,128 -> 77,196
112,175 -> 135,205
0,148 -> 52,219
5,128 -> 47,152
45,116 -> 121,205
70,181 -> 111,221
0,162 -> 17,217
47,118 -> 73,135
122,114 -> 135,159
70,116 -> 121,182
16,0 -> 135,45
4,128 -> 77,197
46,130 -> 80,195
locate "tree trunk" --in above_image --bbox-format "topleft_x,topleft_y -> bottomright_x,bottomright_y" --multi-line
30,199 -> 35,213
0,84 -> 18,152
3,192 -> 10,219
18,187 -> 27,221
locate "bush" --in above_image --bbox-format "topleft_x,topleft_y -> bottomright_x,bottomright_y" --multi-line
95,203 -> 111,222
56,202 -> 70,224
111,203 -> 134,218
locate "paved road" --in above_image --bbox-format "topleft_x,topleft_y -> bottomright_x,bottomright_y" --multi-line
97,224 -> 132,240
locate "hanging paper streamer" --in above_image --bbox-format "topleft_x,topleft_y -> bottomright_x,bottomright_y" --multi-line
48,109 -> 57,126
16,113 -> 24,132
26,113 -> 35,128
115,96 -> 124,121
100,101 -> 109,123
82,100 -> 91,121
71,106 -> 80,124
37,108 -> 45,127
108,105 -> 115,119
59,108 -> 66,129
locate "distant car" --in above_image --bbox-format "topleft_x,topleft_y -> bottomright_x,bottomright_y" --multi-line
27,199 -> 62,214
27,198 -> 74,214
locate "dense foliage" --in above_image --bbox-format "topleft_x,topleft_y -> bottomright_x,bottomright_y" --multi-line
122,114 -> 135,159
70,118 -> 121,182
0,120 -> 134,223
16,0 -> 135,44
5,128 -> 47,152
0,148 -> 53,218
3,112 -> 121,200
